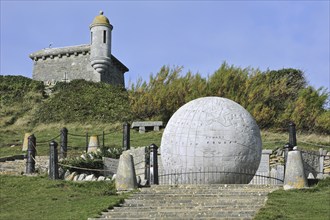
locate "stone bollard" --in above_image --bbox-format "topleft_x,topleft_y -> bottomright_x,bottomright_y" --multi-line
49,141 -> 59,180
22,133 -> 32,151
60,127 -> 68,159
26,134 -> 36,174
88,135 -> 99,153
284,150 -> 308,190
115,151 -> 137,191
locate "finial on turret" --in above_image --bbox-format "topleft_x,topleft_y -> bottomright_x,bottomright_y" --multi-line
100,11 -> 103,15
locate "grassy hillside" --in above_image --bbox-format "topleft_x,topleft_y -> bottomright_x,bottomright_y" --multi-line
0,77 -> 132,128
34,80 -> 131,124
0,75 -> 45,127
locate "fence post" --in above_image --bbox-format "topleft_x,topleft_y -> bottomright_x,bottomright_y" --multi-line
49,141 -> 59,180
60,127 -> 68,159
102,131 -> 105,148
288,121 -> 297,150
85,132 -> 89,153
122,122 -> 130,151
146,147 -> 150,185
26,134 -> 36,174
149,144 -> 159,185
319,148 -> 324,174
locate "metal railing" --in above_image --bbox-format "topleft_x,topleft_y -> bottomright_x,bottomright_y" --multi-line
158,168 -> 284,185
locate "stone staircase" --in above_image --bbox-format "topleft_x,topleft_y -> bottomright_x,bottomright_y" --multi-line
90,184 -> 280,220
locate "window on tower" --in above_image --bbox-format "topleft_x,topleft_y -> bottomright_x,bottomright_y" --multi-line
103,30 -> 106,43
91,32 -> 93,44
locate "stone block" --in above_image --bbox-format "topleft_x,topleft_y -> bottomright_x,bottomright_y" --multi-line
85,174 -> 95,181
103,157 -> 119,176
77,173 -> 87,181
73,173 -> 79,181
64,171 -> 75,181
284,151 -> 308,190
97,176 -> 106,181
115,152 -> 138,191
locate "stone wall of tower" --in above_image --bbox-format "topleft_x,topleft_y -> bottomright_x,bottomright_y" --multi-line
101,65 -> 125,86
32,52 -> 99,83
31,45 -> 126,86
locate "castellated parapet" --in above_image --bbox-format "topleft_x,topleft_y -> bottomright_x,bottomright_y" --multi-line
29,11 -> 128,86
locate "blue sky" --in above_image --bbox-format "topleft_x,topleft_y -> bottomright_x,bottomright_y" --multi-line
1,1 -> 329,91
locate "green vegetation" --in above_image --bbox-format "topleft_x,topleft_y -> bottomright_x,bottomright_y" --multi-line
0,123 -> 163,157
254,177 -> 330,220
0,68 -> 329,219
0,75 -> 44,127
0,124 -> 328,158
1,63 -> 329,133
130,64 -> 329,133
0,175 -> 128,220
35,79 -> 131,123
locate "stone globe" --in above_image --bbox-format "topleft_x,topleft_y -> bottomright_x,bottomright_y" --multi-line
160,97 -> 262,184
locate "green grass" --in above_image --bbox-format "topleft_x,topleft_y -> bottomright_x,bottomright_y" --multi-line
0,123 -> 163,158
0,175 -> 128,220
254,178 -> 330,220
1,123 -> 328,158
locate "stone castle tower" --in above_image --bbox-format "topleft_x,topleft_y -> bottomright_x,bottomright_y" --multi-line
29,11 -> 128,86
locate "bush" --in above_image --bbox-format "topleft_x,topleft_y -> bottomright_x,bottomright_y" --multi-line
60,146 -> 122,176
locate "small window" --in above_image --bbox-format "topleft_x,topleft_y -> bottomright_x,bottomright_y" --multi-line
91,32 -> 93,43
103,30 -> 106,43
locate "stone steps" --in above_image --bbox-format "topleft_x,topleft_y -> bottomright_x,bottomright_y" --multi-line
99,210 -> 256,218
134,191 -> 271,196
89,184 -> 279,220
112,205 -> 264,211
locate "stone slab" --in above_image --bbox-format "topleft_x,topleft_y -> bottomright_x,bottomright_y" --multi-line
132,121 -> 163,128
103,157 -> 119,177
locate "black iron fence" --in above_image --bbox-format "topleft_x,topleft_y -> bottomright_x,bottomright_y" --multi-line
158,168 -> 284,185
24,123 -> 131,179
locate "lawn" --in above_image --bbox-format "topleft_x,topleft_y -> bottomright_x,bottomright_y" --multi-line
254,177 -> 330,220
1,123 -> 329,158
0,175 -> 128,220
0,123 -> 163,158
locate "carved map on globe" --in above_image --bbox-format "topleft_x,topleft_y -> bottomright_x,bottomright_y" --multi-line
160,97 -> 262,184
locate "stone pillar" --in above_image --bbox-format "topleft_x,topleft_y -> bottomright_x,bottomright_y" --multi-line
88,135 -> 99,153
22,133 -> 32,151
284,150 -> 308,190
115,151 -> 138,191
139,126 -> 145,134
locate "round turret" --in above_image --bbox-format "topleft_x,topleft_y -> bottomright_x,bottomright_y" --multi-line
90,11 -> 112,74
90,11 -> 112,28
